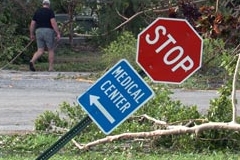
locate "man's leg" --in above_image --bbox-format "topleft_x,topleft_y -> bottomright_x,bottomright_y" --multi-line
44,29 -> 56,71
30,48 -> 45,63
30,28 -> 45,71
29,48 -> 44,71
48,48 -> 55,71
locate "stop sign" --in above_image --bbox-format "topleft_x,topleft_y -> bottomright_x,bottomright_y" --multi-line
136,17 -> 203,84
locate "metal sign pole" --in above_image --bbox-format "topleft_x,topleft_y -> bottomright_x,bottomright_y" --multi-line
36,116 -> 92,160
35,61 -> 150,160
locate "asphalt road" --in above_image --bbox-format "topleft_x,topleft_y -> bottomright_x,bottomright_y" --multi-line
0,70 -> 237,134
0,70 -> 92,134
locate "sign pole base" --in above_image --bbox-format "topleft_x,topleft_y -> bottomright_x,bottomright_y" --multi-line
36,116 -> 92,160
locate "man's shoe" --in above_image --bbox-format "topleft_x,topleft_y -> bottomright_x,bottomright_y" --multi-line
29,62 -> 36,71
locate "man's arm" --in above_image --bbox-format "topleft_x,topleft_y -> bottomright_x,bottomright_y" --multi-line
50,18 -> 61,41
29,20 -> 36,40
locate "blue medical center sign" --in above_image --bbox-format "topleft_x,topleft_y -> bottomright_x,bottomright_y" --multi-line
78,59 -> 154,134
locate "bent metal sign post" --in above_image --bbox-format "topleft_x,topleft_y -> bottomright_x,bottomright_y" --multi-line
35,59 -> 154,160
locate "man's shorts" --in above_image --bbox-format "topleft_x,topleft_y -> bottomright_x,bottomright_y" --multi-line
35,28 -> 55,49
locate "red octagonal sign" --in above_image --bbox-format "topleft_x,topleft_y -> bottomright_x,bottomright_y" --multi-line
136,17 -> 203,84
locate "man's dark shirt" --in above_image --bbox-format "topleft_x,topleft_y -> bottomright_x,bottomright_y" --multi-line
33,8 -> 55,29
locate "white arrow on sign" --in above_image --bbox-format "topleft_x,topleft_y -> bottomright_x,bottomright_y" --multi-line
89,95 -> 116,124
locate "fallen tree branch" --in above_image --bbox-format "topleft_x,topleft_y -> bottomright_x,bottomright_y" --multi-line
231,44 -> 240,123
73,122 -> 240,150
134,114 -> 167,125
74,0 -> 208,38
110,0 -> 208,33
130,115 -> 208,127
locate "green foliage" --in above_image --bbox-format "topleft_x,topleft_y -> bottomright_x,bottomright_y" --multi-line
34,102 -> 106,141
220,51 -> 238,77
205,37 -> 239,122
0,35 -> 30,63
0,133 -> 58,153
1,149 -> 240,160
33,83 -> 240,152
207,83 -> 233,122
201,40 -> 240,151
177,38 -> 235,90
59,102 -> 86,127
102,31 -> 137,69
201,39 -> 227,75
0,1 -> 37,63
33,83 -> 203,151
35,110 -> 68,131
89,0 -> 162,45
197,129 -> 240,151
138,84 -> 201,151
200,84 -> 240,150
138,85 -> 200,122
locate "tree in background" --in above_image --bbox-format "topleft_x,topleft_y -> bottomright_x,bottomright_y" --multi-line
1,0 -> 240,62
0,0 -> 38,63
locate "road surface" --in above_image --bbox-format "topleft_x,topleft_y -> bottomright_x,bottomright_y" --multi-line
0,70 -> 92,134
0,70 -> 237,134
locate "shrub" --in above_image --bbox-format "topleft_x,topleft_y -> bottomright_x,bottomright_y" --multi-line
101,31 -> 138,69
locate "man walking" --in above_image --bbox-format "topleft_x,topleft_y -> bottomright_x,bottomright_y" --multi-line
29,0 -> 60,71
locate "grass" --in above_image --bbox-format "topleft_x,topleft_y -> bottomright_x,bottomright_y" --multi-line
54,47 -> 106,72
1,132 -> 240,160
1,45 -> 107,72
1,151 -> 240,160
